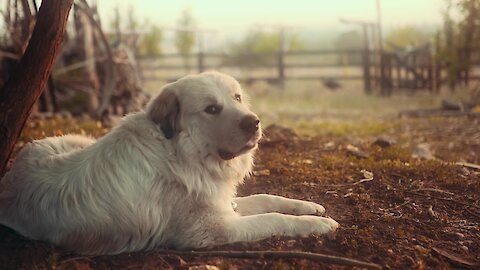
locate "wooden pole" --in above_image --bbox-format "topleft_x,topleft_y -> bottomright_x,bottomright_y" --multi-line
375,0 -> 384,94
277,27 -> 286,87
0,0 -> 74,175
362,25 -> 372,94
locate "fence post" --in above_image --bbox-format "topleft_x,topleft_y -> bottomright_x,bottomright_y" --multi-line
277,50 -> 285,87
197,52 -> 204,73
379,52 -> 391,95
362,49 -> 372,94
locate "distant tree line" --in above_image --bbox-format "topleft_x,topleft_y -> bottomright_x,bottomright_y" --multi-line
437,0 -> 479,89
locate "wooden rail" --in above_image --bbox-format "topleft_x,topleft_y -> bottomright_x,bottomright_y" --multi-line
139,49 -> 372,90
138,47 -> 480,94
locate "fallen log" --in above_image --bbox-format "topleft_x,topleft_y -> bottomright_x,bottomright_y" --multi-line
399,109 -> 480,118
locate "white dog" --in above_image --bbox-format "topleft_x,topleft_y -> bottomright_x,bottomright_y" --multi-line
0,71 -> 338,255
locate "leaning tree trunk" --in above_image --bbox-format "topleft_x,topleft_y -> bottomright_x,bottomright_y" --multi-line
0,0 -> 74,175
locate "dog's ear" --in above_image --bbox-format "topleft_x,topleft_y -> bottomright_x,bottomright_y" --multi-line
147,86 -> 181,139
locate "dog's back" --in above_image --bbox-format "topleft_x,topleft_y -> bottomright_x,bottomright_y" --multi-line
0,135 -> 96,239
0,116 -> 173,254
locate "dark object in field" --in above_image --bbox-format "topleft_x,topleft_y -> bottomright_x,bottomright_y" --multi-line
322,78 -> 341,91
346,144 -> 369,159
399,109 -> 480,118
261,124 -> 299,146
372,136 -> 396,148
441,99 -> 477,111
399,99 -> 480,118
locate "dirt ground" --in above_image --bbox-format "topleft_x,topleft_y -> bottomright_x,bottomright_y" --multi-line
0,115 -> 479,269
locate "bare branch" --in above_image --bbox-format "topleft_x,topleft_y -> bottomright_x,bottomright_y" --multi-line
155,249 -> 383,270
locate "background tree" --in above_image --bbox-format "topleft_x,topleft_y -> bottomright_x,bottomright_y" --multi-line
384,25 -> 431,51
224,29 -> 304,66
140,25 -> 162,56
109,8 -> 163,56
174,8 -> 196,70
437,0 -> 480,90
334,30 -> 363,65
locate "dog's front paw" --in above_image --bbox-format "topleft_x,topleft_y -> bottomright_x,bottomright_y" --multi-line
290,201 -> 326,216
297,216 -> 339,237
316,217 -> 339,234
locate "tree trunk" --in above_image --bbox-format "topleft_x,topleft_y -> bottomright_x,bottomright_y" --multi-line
0,0 -> 74,176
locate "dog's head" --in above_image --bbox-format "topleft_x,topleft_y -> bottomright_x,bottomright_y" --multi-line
146,71 -> 262,161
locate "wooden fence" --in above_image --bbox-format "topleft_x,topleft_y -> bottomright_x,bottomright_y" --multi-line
139,49 -> 370,84
139,47 -> 480,94
378,46 -> 480,95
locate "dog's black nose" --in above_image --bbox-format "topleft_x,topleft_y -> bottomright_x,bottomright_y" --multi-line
240,115 -> 260,136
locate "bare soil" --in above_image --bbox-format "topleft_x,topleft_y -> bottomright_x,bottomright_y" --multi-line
0,116 -> 479,269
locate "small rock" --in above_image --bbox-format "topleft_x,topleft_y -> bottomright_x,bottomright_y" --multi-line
427,205 -> 437,218
372,135 -> 396,148
303,182 -> 317,187
346,144 -> 369,159
189,265 -> 221,270
361,169 -> 374,180
253,169 -> 270,176
261,124 -> 299,145
461,245 -> 469,252
414,245 -> 428,254
323,141 -> 335,151
59,110 -> 73,119
412,143 -> 435,160
301,159 -> 313,165
455,232 -> 465,238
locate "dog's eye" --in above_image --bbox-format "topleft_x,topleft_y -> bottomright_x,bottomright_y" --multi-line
234,94 -> 242,102
204,105 -> 222,115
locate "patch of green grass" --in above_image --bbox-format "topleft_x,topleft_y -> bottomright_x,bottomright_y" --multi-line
248,80 -> 472,136
295,120 -> 392,137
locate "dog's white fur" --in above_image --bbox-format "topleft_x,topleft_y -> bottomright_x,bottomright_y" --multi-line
0,71 -> 338,255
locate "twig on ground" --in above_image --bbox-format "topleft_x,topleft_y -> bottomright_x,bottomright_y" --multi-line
391,172 -> 408,179
404,190 -> 480,210
455,162 -> 480,170
57,256 -> 93,265
464,208 -> 480,220
320,177 -> 374,188
155,249 -> 383,270
432,247 -> 479,268
381,201 -> 410,212
413,188 -> 455,196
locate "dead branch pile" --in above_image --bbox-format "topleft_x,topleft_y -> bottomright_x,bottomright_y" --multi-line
0,0 -> 146,119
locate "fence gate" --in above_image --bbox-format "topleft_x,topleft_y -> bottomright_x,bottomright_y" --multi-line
379,46 -> 435,95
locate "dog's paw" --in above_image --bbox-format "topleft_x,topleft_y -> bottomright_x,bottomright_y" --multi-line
297,216 -> 339,237
290,201 -> 326,216
310,202 -> 326,215
316,217 -> 339,234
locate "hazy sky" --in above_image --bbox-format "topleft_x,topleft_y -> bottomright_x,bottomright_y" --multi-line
96,0 -> 445,50
97,0 -> 443,31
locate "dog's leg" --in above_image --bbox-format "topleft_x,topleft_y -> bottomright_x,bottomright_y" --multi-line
233,194 -> 325,216
224,213 -> 338,244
